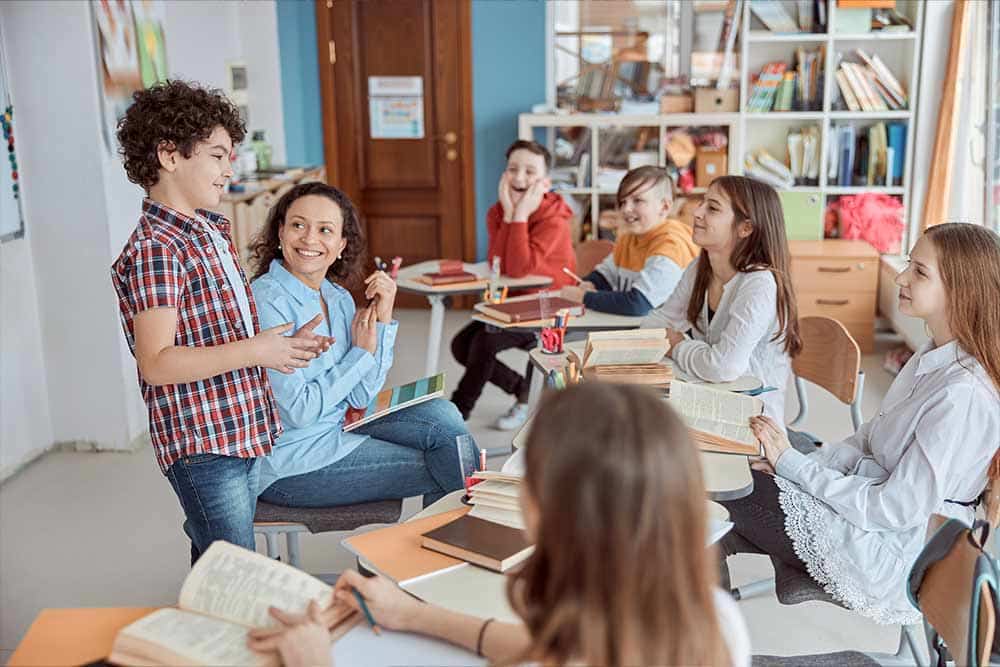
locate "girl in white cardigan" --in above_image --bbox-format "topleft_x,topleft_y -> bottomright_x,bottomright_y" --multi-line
723,223 -> 1000,624
643,176 -> 802,427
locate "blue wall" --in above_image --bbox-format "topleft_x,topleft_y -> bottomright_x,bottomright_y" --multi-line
276,0 -> 547,258
471,1 -> 547,259
276,0 -> 324,167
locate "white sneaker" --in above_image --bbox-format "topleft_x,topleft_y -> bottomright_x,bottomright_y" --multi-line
493,402 -> 530,431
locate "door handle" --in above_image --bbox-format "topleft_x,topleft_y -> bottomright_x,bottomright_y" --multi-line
435,131 -> 458,145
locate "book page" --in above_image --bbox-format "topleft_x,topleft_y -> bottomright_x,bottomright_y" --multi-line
586,328 -> 666,342
118,608 -> 265,666
669,381 -> 762,446
585,343 -> 668,368
179,542 -> 332,628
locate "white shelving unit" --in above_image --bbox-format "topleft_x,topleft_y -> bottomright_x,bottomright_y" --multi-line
525,0 -> 925,243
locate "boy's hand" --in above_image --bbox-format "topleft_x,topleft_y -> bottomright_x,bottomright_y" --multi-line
363,271 -> 397,323
252,323 -> 320,374
512,178 -> 550,221
498,172 -> 515,221
292,313 -> 334,355
351,304 -> 378,355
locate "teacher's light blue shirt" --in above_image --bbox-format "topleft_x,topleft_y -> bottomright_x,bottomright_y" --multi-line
251,259 -> 398,494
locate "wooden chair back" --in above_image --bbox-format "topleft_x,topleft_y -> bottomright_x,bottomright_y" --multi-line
575,239 -> 614,276
792,316 -> 862,405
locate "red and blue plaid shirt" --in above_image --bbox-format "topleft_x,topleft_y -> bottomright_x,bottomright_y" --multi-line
111,199 -> 281,473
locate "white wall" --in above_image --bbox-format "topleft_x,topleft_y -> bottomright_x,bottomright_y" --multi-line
0,0 -> 289,482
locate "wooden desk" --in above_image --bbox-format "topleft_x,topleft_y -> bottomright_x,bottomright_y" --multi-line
395,261 -> 552,376
8,607 -> 157,666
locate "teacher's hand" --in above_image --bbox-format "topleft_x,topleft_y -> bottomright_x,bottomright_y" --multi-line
364,271 -> 397,324
351,304 -> 378,355
750,415 -> 791,468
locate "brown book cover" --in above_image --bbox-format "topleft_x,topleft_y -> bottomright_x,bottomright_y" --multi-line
421,515 -> 533,573
476,296 -> 584,323
415,270 -> 484,286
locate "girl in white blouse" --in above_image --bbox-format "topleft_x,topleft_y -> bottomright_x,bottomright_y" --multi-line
722,223 -> 1000,625
642,176 -> 802,427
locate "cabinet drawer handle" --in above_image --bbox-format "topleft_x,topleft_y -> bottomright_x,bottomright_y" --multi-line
817,266 -> 851,273
816,298 -> 849,306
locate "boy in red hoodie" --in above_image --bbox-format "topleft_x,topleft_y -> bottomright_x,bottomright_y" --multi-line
450,140 -> 575,430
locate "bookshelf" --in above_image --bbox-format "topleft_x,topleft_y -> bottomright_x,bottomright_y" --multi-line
528,0 -> 925,245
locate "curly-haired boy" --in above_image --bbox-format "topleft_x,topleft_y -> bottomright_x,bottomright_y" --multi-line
110,80 -> 328,563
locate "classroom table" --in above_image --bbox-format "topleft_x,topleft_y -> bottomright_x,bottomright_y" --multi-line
7,606 -> 156,666
395,261 -> 552,376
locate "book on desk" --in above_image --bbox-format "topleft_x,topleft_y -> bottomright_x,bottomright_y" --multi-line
566,329 -> 672,387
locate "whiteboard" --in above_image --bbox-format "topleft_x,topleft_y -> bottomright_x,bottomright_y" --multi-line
0,26 -> 23,242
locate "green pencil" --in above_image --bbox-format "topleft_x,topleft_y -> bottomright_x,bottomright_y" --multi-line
353,588 -> 381,636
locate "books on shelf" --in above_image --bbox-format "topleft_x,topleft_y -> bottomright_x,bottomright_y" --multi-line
747,62 -> 787,112
421,514 -> 533,573
744,149 -> 795,189
668,380 -> 764,456
786,125 -> 821,185
834,50 -> 908,112
344,373 -> 445,432
474,294 -> 584,324
109,542 -> 358,666
746,47 -> 822,112
829,121 -> 904,187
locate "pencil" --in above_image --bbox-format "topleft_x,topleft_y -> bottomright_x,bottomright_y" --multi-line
562,267 -> 584,284
353,588 -> 381,636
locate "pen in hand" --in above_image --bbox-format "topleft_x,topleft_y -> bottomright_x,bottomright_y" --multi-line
562,266 -> 584,285
352,588 -> 381,636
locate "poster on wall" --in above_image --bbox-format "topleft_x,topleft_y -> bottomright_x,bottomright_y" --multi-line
0,24 -> 23,242
92,0 -> 169,153
368,76 -> 424,139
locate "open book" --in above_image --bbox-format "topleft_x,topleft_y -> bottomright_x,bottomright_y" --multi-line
567,329 -> 672,386
669,380 -> 763,456
344,373 -> 445,432
109,541 -> 358,666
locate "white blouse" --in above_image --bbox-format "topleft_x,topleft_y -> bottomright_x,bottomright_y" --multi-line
641,258 -> 793,424
774,340 -> 1000,624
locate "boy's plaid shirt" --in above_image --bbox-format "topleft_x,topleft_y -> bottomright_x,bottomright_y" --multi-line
111,199 -> 281,473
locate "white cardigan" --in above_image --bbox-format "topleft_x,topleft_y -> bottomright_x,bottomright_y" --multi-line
775,340 -> 1000,624
641,258 -> 793,424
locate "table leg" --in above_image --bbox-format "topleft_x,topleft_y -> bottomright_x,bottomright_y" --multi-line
425,294 -> 446,377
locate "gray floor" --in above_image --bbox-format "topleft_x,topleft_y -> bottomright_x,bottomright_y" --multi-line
0,308 -> 906,661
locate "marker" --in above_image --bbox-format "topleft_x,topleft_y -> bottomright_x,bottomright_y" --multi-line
479,447 -> 487,471
562,267 -> 584,284
352,589 -> 381,636
390,256 -> 402,279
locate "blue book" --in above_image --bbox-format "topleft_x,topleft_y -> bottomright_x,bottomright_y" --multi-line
887,123 -> 907,186
837,125 -> 855,187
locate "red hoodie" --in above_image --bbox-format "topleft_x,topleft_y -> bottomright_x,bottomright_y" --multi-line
485,191 -> 576,292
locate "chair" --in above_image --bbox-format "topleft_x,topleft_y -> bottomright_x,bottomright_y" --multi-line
787,316 -> 866,449
253,499 -> 402,576
733,316 -> 865,600
574,238 -> 614,276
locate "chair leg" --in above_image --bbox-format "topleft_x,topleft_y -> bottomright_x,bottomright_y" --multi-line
264,532 -> 280,560
861,624 -> 926,666
286,531 -> 302,569
851,371 -> 866,431
732,577 -> 776,601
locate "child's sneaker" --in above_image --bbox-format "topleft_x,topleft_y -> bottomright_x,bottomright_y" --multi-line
493,402 -> 530,431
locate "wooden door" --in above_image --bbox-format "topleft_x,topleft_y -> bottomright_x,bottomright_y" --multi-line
316,0 -> 476,304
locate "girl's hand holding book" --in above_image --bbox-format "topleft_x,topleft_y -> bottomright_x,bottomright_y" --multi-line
750,415 -> 791,467
247,598 -> 333,667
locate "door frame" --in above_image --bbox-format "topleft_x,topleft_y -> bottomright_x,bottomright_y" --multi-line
314,0 -> 478,264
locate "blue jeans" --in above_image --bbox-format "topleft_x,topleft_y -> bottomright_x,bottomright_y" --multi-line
258,398 -> 476,509
165,453 -> 260,564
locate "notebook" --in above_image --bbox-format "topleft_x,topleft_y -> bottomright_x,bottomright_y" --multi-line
421,515 -> 534,573
343,373 -> 445,432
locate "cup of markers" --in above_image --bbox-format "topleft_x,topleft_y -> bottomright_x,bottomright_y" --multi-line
540,309 -> 571,354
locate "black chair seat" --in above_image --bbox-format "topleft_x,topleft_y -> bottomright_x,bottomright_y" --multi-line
254,499 -> 403,534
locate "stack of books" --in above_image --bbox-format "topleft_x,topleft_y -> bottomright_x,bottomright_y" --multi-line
567,329 -> 672,388
835,49 -> 908,112
466,471 -> 525,530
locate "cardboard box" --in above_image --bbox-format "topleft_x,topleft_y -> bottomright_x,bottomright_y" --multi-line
660,94 -> 693,113
695,148 -> 727,188
694,88 -> 739,113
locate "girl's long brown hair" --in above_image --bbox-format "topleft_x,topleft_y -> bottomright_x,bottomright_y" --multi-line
507,383 -> 730,667
688,176 -> 802,356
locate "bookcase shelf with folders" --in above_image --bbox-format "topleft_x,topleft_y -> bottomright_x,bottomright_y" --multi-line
518,113 -> 740,241
738,0 -> 925,247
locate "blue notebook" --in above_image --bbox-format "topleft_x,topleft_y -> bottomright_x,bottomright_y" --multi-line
837,125 -> 856,187
887,123 -> 907,186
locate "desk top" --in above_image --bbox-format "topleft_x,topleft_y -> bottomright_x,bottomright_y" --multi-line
396,261 -> 551,296
8,607 -> 157,666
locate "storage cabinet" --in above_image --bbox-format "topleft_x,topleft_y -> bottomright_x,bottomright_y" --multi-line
789,239 -> 879,352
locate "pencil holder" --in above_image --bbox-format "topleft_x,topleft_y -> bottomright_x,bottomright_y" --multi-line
540,326 -> 566,354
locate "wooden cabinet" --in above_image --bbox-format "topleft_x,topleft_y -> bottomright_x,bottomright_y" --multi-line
217,167 -> 326,269
789,240 -> 879,353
